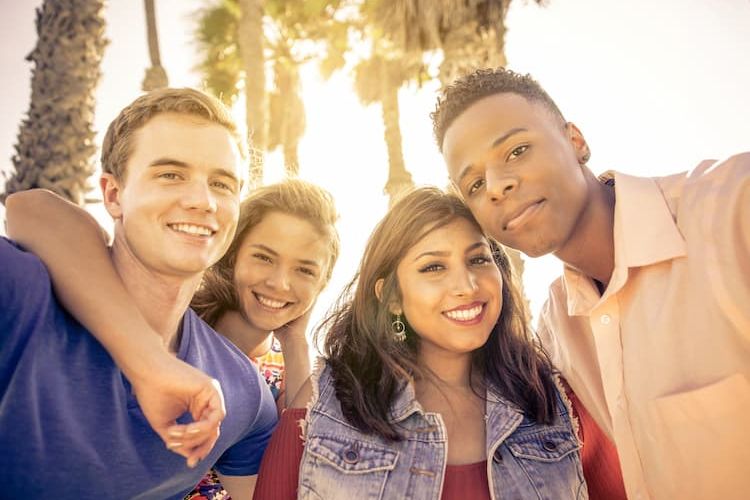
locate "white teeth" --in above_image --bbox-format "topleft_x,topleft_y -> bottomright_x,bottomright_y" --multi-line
445,305 -> 482,322
256,294 -> 286,309
169,223 -> 213,236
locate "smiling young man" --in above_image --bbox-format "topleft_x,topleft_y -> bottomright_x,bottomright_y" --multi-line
432,68 -> 750,500
0,88 -> 276,499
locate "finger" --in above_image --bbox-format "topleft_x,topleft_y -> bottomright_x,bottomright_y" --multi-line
184,432 -> 220,469
189,378 -> 226,425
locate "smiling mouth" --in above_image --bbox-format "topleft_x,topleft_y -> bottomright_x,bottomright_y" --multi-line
504,201 -> 544,231
253,292 -> 290,310
167,223 -> 216,237
443,303 -> 485,323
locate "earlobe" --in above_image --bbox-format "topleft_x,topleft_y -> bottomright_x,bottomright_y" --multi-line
100,173 -> 123,219
566,122 -> 591,164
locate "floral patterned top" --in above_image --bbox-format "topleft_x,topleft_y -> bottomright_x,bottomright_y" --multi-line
184,337 -> 285,500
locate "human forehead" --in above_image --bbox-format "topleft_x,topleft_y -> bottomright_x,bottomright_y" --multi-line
239,211 -> 329,261
402,217 -> 488,261
128,112 -> 243,178
442,93 -> 555,178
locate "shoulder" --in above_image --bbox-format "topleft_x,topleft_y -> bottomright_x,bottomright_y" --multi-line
672,154 -> 750,247
677,153 -> 750,203
0,237 -> 52,309
0,237 -> 48,279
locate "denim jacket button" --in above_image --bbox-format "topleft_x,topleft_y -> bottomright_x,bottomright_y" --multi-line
492,449 -> 503,464
543,440 -> 558,452
342,448 -> 359,464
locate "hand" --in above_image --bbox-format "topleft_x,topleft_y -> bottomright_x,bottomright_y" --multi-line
273,305 -> 314,348
128,353 -> 226,468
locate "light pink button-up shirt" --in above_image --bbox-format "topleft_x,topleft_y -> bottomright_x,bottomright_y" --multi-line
538,153 -> 750,500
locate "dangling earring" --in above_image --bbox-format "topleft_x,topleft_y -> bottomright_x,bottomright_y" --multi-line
391,313 -> 406,341
580,150 -> 591,165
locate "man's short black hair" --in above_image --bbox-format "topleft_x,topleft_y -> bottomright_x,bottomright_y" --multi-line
431,67 -> 566,151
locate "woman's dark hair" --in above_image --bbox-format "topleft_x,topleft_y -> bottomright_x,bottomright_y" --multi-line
317,187 -> 557,440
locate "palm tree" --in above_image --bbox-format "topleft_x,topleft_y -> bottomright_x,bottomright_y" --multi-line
237,0 -> 266,184
195,0 -> 346,184
142,0 -> 169,91
1,0 -> 107,206
352,50 -> 421,204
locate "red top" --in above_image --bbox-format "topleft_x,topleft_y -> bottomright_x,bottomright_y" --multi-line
253,388 -> 626,500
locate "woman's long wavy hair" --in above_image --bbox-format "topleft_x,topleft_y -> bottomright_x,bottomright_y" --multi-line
191,179 -> 340,326
318,187 -> 557,441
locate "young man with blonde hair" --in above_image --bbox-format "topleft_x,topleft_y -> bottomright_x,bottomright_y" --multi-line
432,67 -> 749,500
0,88 -> 276,499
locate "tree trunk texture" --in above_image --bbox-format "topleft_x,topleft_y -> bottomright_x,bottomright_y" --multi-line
238,0 -> 267,186
142,0 -> 168,91
381,76 -> 413,206
2,0 -> 107,206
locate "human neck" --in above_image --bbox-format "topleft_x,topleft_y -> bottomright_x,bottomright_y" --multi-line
554,172 -> 616,288
416,348 -> 475,392
110,238 -> 202,353
213,309 -> 272,358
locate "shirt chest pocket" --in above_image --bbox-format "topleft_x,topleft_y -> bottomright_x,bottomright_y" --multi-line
499,426 -> 586,499
298,435 -> 399,500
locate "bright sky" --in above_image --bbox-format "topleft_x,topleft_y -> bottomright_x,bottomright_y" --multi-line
1,0 -> 749,330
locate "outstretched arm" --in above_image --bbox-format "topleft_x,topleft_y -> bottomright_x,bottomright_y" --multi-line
5,189 -> 224,466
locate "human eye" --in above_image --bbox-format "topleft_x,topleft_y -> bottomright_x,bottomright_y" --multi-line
469,254 -> 493,266
158,171 -> 182,180
466,178 -> 485,196
298,266 -> 317,278
418,262 -> 445,273
211,178 -> 237,193
507,144 -> 529,161
253,253 -> 272,263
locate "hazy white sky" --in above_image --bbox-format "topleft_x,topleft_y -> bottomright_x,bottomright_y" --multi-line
1,0 -> 749,327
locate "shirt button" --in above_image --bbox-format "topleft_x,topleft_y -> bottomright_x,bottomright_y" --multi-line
600,314 -> 611,325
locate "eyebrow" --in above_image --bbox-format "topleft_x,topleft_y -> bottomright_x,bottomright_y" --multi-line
455,127 -> 528,185
148,157 -> 240,184
412,241 -> 490,262
250,244 -> 321,267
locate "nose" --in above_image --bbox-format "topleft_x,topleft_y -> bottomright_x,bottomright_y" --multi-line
265,266 -> 291,292
485,167 -> 517,202
182,180 -> 217,213
453,267 -> 479,297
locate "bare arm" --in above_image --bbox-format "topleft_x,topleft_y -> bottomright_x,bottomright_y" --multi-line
273,308 -> 313,408
216,473 -> 257,500
5,189 -> 224,465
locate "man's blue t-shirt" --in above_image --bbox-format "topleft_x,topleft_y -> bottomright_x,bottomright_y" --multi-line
0,238 -> 278,499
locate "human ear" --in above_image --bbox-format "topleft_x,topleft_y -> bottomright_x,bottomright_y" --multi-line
374,278 -> 402,315
100,173 -> 123,219
566,122 -> 590,164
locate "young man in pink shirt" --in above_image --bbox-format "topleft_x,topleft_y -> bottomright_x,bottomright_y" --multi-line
431,67 -> 749,500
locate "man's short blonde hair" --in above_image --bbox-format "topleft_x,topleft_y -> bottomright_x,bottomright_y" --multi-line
101,87 -> 247,180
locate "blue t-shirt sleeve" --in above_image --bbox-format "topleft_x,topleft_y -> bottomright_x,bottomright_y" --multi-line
0,237 -> 50,381
213,383 -> 279,476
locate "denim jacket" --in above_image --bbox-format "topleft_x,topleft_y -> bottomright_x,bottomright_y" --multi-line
298,362 -> 587,500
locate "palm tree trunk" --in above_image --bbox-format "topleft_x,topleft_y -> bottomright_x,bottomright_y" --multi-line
381,78 -> 413,205
238,0 -> 266,186
142,0 -> 168,90
2,0 -> 107,206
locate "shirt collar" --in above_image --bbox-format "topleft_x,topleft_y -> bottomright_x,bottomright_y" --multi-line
563,170 -> 687,316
